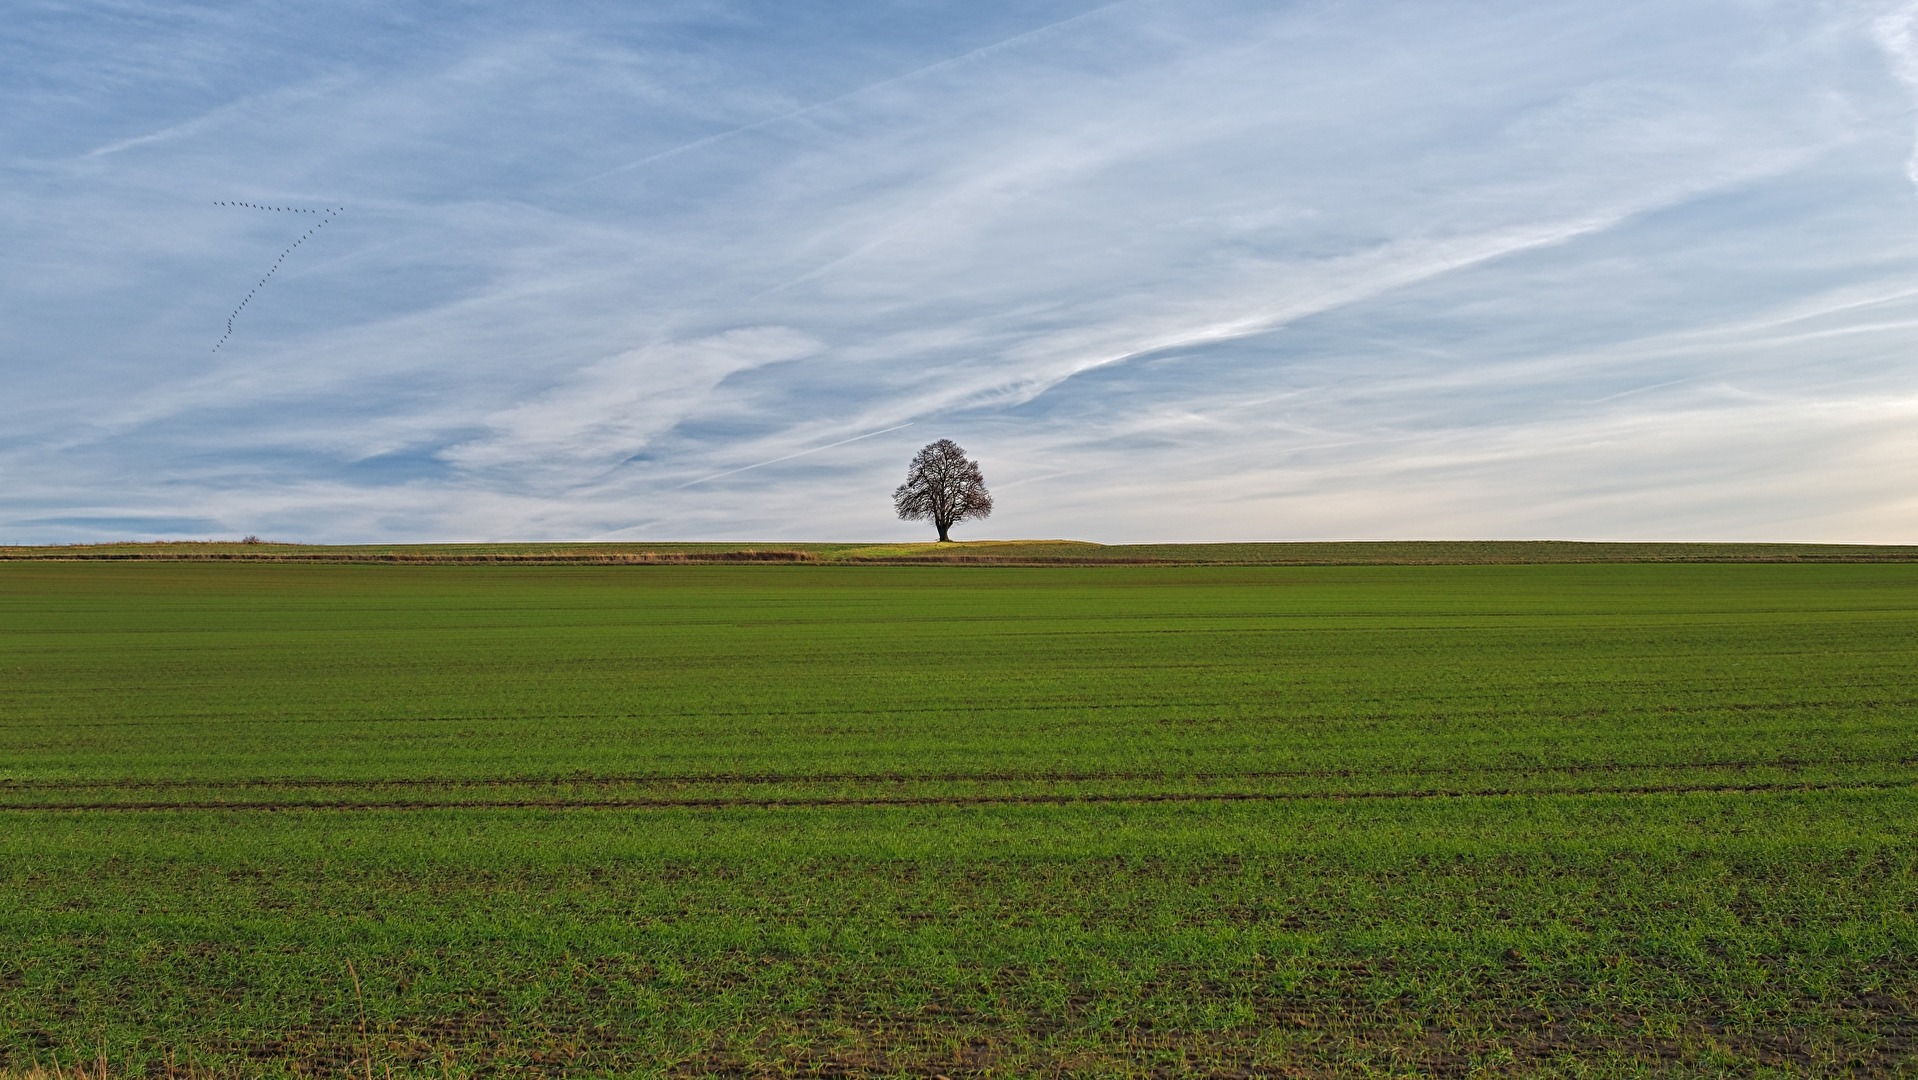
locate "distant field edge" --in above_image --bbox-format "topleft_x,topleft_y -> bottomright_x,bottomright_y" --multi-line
4,539 -> 1918,565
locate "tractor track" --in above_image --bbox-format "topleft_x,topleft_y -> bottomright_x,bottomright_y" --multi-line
1,777 -> 1910,812
8,694 -> 1909,736
5,754 -> 1913,792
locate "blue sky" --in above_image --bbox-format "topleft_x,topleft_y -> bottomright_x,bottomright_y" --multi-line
5,0 -> 1918,543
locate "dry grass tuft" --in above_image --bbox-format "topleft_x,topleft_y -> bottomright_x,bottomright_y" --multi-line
0,1058 -> 113,1080
1,1055 -> 237,1079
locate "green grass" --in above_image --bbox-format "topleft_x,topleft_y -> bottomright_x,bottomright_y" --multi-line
1,561 -> 1915,1076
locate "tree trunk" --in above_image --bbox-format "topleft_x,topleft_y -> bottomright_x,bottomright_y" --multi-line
936,520 -> 951,542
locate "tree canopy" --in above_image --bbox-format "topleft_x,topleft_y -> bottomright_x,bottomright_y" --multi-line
893,439 -> 992,542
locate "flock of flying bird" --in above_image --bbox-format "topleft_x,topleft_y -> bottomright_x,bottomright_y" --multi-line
210,201 -> 343,353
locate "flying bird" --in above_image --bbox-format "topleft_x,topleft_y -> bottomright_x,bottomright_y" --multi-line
209,200 -> 343,353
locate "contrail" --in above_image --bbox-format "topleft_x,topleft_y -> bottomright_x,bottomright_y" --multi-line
675,423 -> 915,488
564,1 -> 1133,190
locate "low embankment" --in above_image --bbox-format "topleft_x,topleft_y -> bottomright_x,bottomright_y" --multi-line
5,538 -> 1918,565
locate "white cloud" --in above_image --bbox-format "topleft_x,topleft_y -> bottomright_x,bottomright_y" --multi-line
1874,0 -> 1918,189
441,326 -> 822,484
4,0 -> 1918,543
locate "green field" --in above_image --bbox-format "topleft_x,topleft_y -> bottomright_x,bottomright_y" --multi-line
1,559 -> 1915,1076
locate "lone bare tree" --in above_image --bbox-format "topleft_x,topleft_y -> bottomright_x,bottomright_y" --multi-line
893,439 -> 992,542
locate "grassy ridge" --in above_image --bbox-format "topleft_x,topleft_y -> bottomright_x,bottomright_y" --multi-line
1,562 -> 1915,1075
6,538 -> 1918,564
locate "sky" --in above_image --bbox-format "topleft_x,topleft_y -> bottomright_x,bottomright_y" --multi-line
5,0 -> 1918,544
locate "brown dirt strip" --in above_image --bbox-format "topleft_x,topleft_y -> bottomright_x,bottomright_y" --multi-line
10,692 -> 1906,736
839,554 -> 1918,565
9,549 -> 1918,566
0,551 -> 818,564
0,777 -> 1909,812
6,755 -> 1912,791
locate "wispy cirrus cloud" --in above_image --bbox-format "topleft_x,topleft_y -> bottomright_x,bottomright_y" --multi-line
2,0 -> 1917,543
1874,0 -> 1918,188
